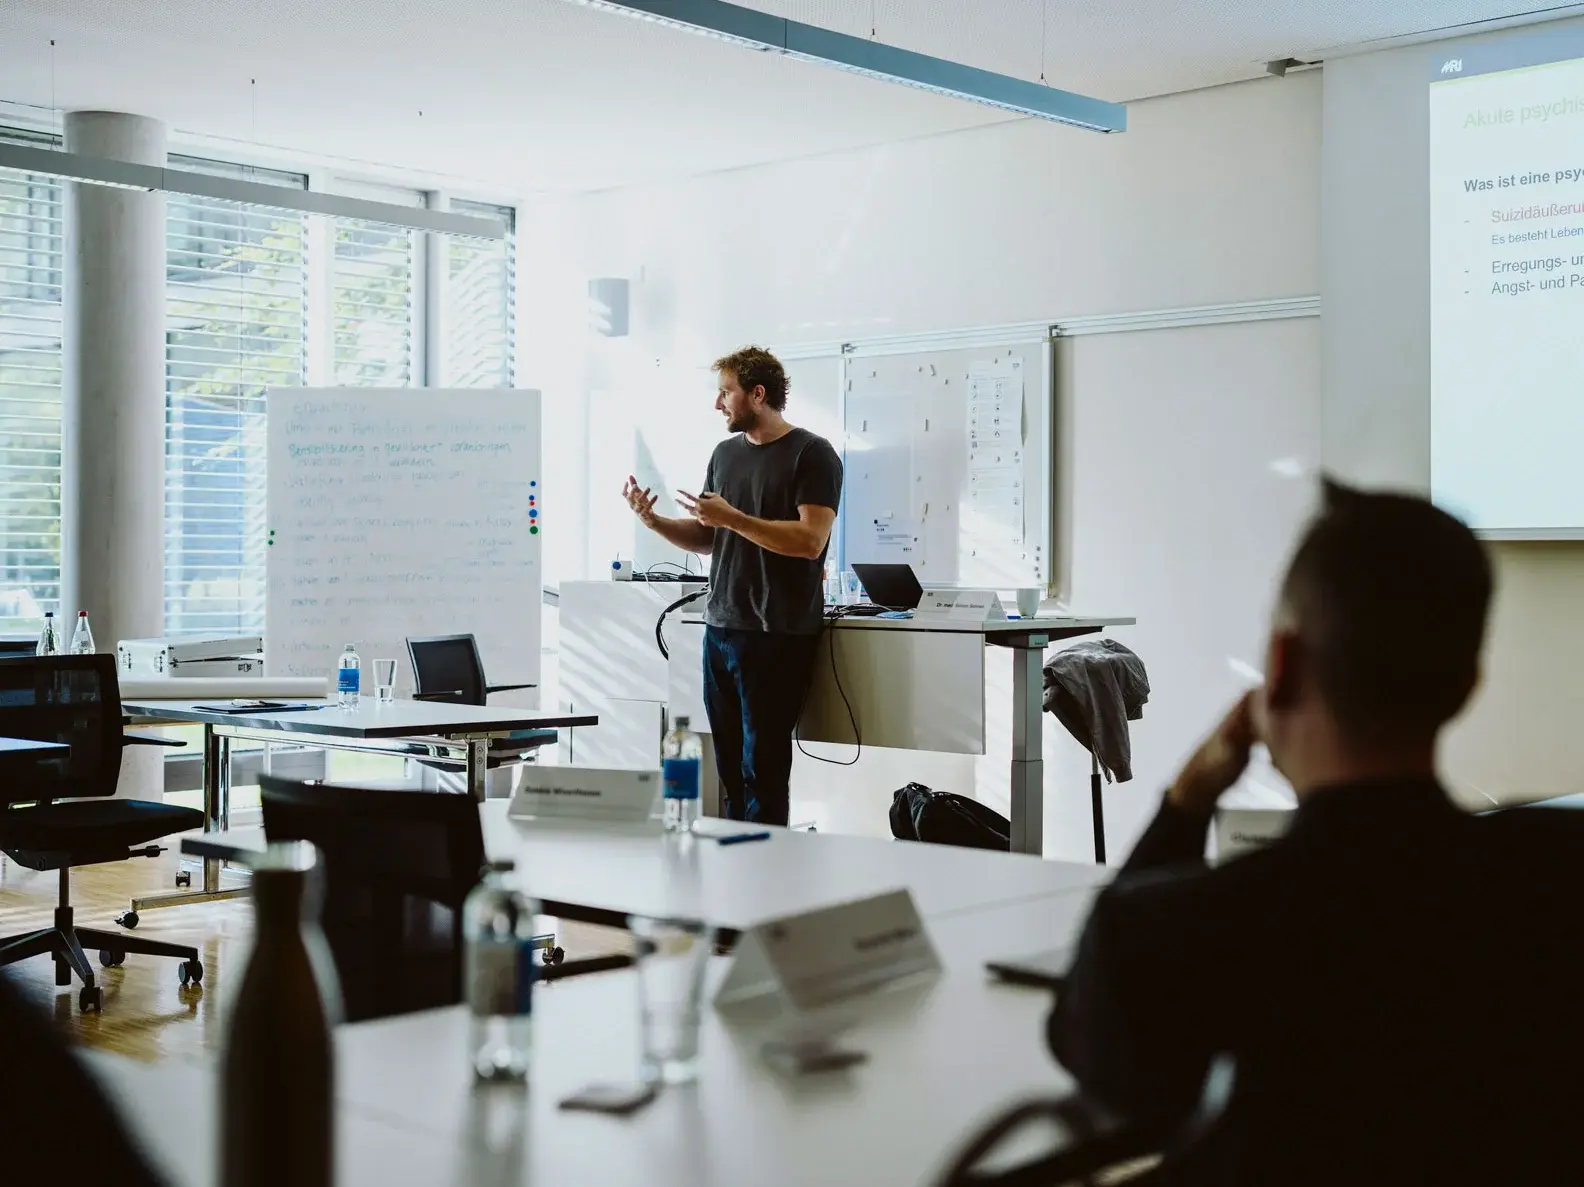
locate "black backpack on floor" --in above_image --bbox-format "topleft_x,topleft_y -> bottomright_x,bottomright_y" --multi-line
890,783 -> 1010,852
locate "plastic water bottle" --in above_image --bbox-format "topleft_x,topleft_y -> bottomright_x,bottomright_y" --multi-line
36,611 -> 59,656
69,611 -> 95,654
336,643 -> 360,708
463,859 -> 538,1082
662,716 -> 703,833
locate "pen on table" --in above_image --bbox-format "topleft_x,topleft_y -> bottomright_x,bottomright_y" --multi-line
715,830 -> 772,846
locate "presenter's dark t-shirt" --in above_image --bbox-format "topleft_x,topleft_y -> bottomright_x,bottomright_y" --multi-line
703,427 -> 842,635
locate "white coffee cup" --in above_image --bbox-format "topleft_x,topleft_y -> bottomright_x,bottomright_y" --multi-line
1015,589 -> 1042,618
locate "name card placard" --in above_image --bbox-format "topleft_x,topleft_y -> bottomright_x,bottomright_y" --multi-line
914,589 -> 1007,625
507,766 -> 661,829
715,889 -> 942,1014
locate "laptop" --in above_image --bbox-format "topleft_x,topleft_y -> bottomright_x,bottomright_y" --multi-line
850,563 -> 925,612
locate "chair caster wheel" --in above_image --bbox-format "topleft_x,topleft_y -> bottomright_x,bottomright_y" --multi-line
543,946 -> 565,967
175,869 -> 192,888
116,910 -> 139,930
98,948 -> 126,968
80,985 -> 104,1013
55,955 -> 72,986
179,959 -> 204,987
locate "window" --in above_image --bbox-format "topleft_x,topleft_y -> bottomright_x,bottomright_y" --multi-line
0,129 -> 64,629
445,201 -> 515,387
164,157 -> 307,635
332,184 -> 421,387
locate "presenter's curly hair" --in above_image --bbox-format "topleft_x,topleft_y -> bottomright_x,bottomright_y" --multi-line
713,346 -> 789,411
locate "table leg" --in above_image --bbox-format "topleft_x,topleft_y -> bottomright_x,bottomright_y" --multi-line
131,725 -> 247,914
466,739 -> 489,802
1009,639 -> 1046,856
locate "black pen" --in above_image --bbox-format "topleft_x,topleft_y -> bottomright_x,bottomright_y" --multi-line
716,830 -> 772,846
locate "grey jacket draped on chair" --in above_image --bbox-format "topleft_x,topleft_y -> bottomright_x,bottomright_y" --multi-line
1042,638 -> 1150,782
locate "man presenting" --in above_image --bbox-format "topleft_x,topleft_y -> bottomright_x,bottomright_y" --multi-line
623,346 -> 841,825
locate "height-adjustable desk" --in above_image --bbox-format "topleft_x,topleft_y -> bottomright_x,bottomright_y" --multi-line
678,613 -> 1134,856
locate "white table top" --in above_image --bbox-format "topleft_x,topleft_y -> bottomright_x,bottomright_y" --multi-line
0,735 -> 68,754
684,613 -> 1134,638
90,959 -> 1077,1187
121,696 -> 597,739
184,805 -> 1114,933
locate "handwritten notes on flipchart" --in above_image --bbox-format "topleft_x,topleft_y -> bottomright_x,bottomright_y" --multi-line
967,358 -> 1025,548
265,389 -> 543,697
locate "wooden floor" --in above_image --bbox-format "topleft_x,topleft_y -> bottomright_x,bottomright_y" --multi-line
1,840 -> 628,1064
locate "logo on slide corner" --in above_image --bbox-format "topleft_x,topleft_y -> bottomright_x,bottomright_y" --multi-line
1440,59 -> 1463,75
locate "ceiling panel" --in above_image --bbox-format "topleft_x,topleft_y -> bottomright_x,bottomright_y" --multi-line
0,0 -> 1575,194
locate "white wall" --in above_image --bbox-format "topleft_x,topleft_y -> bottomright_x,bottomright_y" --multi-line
521,72 -> 1323,858
1323,23 -> 1584,807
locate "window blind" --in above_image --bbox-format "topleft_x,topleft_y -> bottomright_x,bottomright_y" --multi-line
333,186 -> 420,386
0,130 -> 64,629
164,156 -> 307,636
445,200 -> 515,388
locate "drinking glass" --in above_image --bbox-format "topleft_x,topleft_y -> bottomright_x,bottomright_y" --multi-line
373,659 -> 397,704
629,915 -> 713,1085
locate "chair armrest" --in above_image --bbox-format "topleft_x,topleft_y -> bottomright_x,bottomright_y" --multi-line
485,683 -> 537,695
935,1093 -> 1157,1187
123,733 -> 187,748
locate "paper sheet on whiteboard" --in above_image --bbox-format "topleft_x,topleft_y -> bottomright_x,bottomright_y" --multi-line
967,359 -> 1025,546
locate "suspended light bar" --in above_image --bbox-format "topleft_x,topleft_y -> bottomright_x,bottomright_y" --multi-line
566,0 -> 1126,133
0,141 -> 509,239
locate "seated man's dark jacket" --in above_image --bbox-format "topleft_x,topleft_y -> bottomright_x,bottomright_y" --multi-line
1049,779 -> 1584,1186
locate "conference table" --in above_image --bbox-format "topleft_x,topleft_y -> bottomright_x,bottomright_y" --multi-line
88,887 -> 1104,1187
121,697 -> 599,915
183,800 -> 1113,938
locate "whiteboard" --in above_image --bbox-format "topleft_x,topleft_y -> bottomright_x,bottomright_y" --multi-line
265,389 -> 542,698
842,338 -> 1053,590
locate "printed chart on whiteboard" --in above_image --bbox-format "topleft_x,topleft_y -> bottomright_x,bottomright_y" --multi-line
966,358 -> 1025,549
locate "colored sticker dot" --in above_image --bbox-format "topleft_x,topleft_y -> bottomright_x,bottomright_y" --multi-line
529,526 -> 539,534
529,481 -> 537,487
529,510 -> 538,519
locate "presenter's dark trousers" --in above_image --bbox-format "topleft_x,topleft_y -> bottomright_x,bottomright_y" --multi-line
701,626 -> 820,826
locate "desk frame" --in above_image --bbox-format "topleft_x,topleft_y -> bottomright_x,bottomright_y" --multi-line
123,705 -> 594,914
795,616 -> 1132,858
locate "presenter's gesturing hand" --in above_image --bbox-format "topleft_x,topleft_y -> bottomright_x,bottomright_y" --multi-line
676,490 -> 739,530
622,475 -> 659,526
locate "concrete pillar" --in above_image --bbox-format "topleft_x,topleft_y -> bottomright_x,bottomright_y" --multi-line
61,111 -> 166,650
61,111 -> 167,798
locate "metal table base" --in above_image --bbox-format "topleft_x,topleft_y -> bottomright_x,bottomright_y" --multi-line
131,723 -> 501,915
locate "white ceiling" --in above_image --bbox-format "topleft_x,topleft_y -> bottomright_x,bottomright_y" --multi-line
0,0 -> 1576,195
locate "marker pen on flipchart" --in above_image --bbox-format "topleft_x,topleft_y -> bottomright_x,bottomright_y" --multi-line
716,831 -> 772,846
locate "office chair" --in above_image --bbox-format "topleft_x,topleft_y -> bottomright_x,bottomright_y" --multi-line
936,1056 -> 1235,1187
0,654 -> 203,1013
259,775 -> 560,1023
405,634 -> 555,792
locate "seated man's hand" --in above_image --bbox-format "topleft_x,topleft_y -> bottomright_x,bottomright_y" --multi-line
1167,690 -> 1259,816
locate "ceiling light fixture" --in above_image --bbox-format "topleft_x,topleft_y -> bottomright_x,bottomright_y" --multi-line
0,142 -> 509,239
566,0 -> 1126,133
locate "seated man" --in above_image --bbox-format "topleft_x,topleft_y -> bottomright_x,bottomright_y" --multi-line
1049,479 -> 1583,1186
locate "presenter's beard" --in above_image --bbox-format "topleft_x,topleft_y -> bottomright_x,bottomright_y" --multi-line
727,408 -> 759,434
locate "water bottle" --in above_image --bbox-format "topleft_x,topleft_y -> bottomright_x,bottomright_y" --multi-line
69,611 -> 95,654
223,842 -> 342,1187
464,859 -> 538,1083
336,643 -> 360,708
662,715 -> 703,833
36,611 -> 59,656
